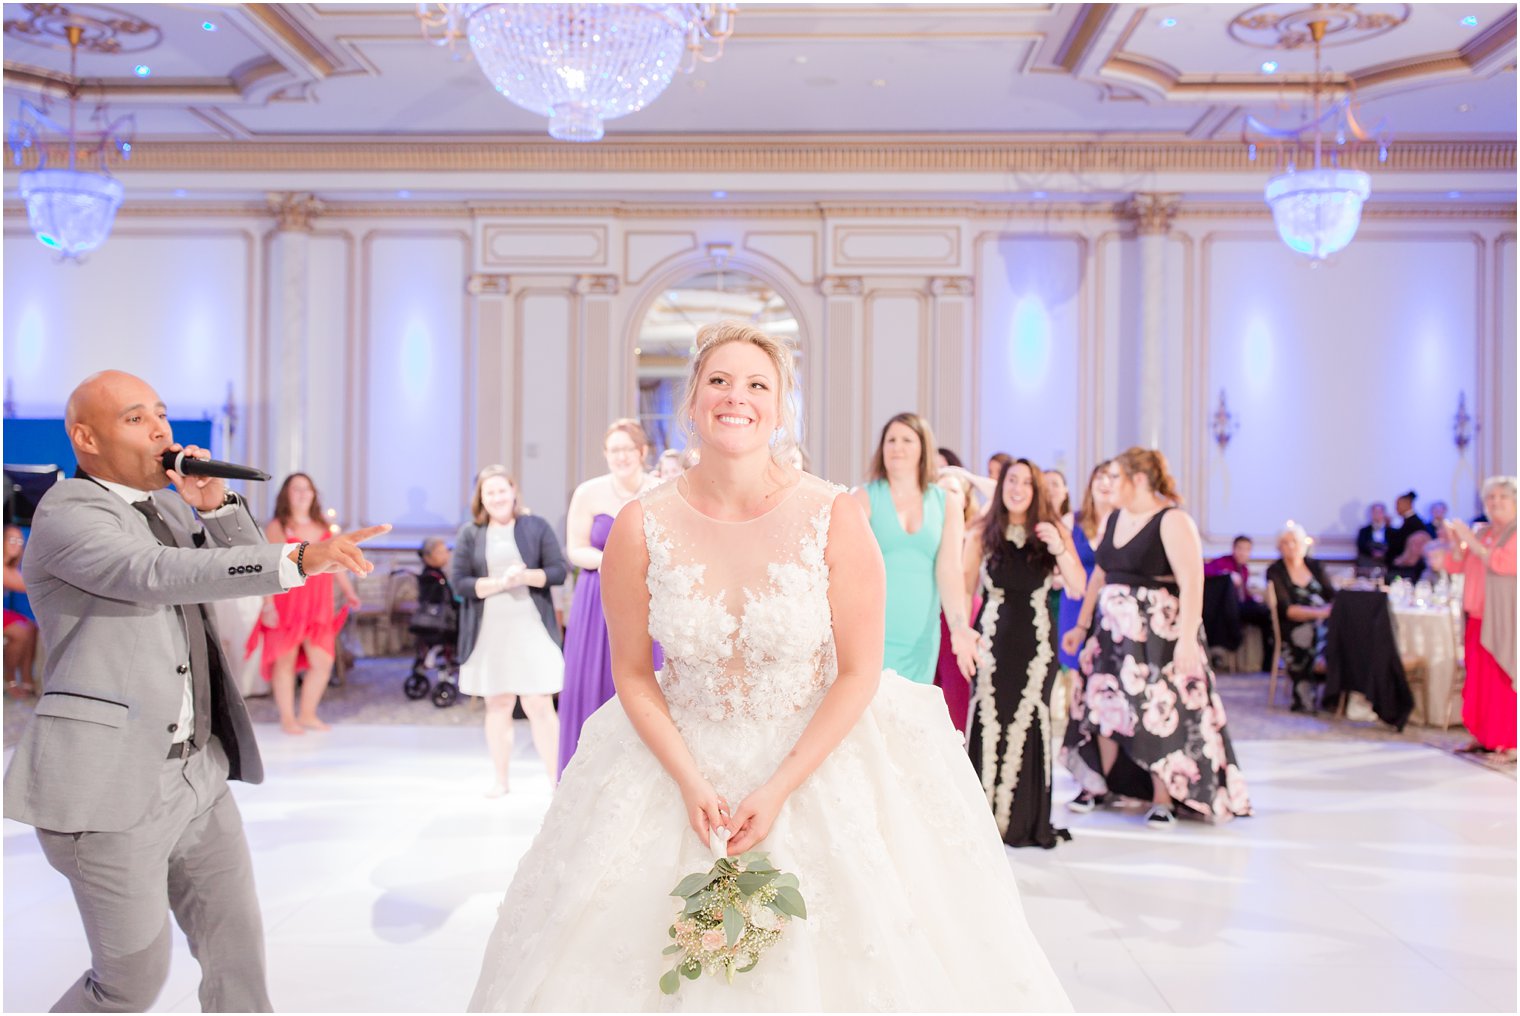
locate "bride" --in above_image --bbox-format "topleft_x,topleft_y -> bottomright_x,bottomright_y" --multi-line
468,321 -> 1071,1012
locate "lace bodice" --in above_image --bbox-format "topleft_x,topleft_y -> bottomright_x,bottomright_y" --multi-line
642,472 -> 843,723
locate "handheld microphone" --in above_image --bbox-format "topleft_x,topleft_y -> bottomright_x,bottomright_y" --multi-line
160,449 -> 272,482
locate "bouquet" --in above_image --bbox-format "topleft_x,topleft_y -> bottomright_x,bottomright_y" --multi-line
659,833 -> 807,995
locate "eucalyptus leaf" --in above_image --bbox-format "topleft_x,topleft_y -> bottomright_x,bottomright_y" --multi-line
681,960 -> 701,980
668,924 -> 677,938
773,886 -> 808,919
723,905 -> 744,946
736,872 -> 775,895
672,872 -> 716,897
659,970 -> 680,995
683,892 -> 711,915
662,943 -> 683,956
770,872 -> 799,890
736,958 -> 759,974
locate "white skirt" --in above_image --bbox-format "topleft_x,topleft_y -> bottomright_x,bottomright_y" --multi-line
458,591 -> 564,697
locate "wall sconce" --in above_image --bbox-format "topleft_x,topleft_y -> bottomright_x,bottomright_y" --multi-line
1211,389 -> 1239,450
1453,391 -> 1473,451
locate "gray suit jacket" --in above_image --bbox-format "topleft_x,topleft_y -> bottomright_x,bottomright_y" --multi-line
452,514 -> 567,665
3,477 -> 290,833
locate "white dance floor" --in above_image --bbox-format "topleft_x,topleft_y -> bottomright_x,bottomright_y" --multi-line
5,725 -> 1515,1013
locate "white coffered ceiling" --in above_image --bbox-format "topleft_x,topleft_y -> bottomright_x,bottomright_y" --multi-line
2,2 -> 1514,201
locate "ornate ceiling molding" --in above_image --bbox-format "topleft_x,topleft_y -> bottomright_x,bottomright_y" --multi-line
6,137 -> 1513,175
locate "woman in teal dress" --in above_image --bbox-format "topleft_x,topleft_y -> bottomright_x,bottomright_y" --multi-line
853,412 -> 975,686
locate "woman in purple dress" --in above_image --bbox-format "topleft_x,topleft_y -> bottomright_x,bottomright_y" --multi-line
557,419 -> 661,776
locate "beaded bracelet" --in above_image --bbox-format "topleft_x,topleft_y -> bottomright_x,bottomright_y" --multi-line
296,541 -> 309,578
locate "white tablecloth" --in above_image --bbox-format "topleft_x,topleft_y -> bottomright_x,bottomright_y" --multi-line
1391,604 -> 1461,727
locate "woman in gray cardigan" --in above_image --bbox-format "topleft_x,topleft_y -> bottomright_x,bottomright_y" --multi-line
453,467 -> 568,795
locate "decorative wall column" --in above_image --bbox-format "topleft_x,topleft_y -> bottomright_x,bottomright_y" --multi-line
576,273 -> 620,481
821,276 -> 865,481
1124,192 -> 1180,449
928,275 -> 974,458
264,191 -> 321,484
468,273 -> 513,472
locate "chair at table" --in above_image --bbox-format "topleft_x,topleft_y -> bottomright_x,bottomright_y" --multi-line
1265,582 -> 1286,707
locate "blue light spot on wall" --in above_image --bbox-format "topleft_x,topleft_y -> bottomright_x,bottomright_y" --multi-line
1242,316 -> 1274,390
401,316 -> 434,401
16,304 -> 46,381
1008,295 -> 1051,392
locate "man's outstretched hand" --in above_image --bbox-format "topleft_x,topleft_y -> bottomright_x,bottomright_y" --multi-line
289,524 -> 393,576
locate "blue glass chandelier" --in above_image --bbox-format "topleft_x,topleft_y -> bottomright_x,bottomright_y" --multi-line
7,22 -> 135,259
419,4 -> 737,142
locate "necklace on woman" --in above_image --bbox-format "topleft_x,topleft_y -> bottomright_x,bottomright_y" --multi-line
610,472 -> 643,503
1005,523 -> 1027,547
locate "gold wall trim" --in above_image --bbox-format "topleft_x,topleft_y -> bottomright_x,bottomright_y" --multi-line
7,138 -> 1512,174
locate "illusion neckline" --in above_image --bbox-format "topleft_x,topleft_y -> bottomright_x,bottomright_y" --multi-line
674,474 -> 804,525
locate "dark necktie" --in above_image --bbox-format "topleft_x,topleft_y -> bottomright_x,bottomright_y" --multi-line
133,499 -> 213,748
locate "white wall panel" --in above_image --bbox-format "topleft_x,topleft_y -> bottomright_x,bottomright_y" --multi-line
1498,235 -> 1517,476
3,229 -> 252,421
517,291 -> 573,534
1201,233 -> 1481,547
976,235 -> 1083,478
362,232 -> 468,532
865,291 -> 924,475
303,232 -> 352,514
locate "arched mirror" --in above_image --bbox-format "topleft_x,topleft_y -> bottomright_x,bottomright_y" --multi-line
635,269 -> 801,456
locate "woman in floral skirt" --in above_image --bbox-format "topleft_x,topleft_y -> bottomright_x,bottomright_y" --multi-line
1058,448 -> 1250,828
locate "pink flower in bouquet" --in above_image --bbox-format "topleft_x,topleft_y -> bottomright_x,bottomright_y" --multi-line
1084,672 -> 1135,738
1098,588 -> 1147,643
700,929 -> 726,952
1141,680 -> 1179,738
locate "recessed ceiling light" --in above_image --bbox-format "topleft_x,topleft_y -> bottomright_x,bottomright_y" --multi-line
1448,190 -> 1461,198
1031,190 -> 1048,199
133,64 -> 151,77
1457,103 -> 1473,112
1261,60 -> 1279,74
793,55 -> 808,64
1461,15 -> 1479,27
871,78 -> 887,87
712,190 -> 728,199
201,21 -> 217,31
1159,17 -> 1178,28
397,189 -> 412,199
172,188 -> 188,197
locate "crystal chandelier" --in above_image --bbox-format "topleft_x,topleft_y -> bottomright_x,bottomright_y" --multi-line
418,4 -> 736,142
1241,8 -> 1393,261
7,22 -> 135,259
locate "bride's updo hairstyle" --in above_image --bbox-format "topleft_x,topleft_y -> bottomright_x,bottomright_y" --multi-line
1114,446 -> 1181,505
677,319 -> 800,461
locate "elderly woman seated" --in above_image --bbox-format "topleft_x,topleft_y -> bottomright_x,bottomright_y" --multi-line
1266,521 -> 1336,713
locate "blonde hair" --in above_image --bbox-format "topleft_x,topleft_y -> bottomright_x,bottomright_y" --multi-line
1481,475 -> 1518,501
1277,520 -> 1311,553
677,320 -> 799,459
471,465 -> 526,524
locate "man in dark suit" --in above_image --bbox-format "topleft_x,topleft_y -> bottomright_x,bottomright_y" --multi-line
1388,490 -> 1435,582
1355,502 -> 1392,575
3,371 -> 389,1012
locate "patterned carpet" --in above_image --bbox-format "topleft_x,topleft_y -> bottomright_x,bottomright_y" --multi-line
6,657 -> 1514,777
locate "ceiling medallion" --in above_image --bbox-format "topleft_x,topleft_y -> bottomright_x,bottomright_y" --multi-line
417,4 -> 737,142
1228,2 -> 1409,49
1241,6 -> 1395,261
3,2 -> 161,55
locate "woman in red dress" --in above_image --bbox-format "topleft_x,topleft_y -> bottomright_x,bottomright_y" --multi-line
246,473 -> 362,734
1443,476 -> 1517,758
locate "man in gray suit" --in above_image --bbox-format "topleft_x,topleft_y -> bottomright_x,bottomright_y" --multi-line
3,371 -> 390,1012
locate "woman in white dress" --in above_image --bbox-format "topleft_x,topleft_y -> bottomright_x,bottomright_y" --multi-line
453,467 -> 568,797
468,323 -> 1071,1011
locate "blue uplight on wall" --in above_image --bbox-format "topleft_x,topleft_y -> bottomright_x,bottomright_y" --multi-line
401,316 -> 435,399
133,65 -> 151,77
1461,15 -> 1479,27
1008,295 -> 1051,392
1242,316 -> 1275,392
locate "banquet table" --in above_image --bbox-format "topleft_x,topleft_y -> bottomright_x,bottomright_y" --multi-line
1390,603 -> 1463,728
